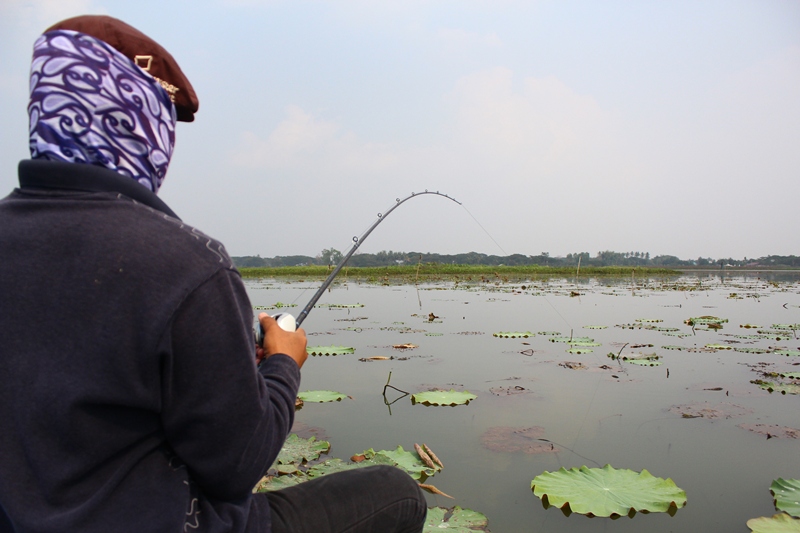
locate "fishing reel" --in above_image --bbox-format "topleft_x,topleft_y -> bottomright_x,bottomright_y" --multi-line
254,313 -> 297,348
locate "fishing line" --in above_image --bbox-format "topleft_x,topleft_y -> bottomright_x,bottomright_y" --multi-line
460,204 -> 508,257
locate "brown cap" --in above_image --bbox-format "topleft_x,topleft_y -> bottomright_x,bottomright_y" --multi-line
46,15 -> 198,122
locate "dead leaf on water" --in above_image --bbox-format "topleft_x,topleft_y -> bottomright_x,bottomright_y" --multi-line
419,483 -> 453,499
737,423 -> 800,439
393,343 -> 418,350
669,402 -> 753,420
480,426 -> 559,454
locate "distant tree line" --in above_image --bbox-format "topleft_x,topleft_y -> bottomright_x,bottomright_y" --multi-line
232,251 -> 800,269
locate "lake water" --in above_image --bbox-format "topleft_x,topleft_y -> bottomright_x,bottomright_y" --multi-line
246,271 -> 800,532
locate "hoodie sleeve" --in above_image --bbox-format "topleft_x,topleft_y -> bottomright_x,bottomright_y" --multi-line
158,267 -> 300,500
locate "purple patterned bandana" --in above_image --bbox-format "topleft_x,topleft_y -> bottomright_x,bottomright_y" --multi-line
28,30 -> 176,193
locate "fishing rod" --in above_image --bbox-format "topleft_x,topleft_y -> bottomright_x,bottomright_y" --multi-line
256,191 -> 461,341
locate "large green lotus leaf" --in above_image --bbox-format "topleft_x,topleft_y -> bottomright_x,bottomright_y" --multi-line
376,445 -> 438,480
274,434 -> 331,465
297,390 -> 349,402
423,506 -> 490,532
747,513 -> 800,532
779,372 -> 800,379
412,389 -> 477,406
531,464 -> 687,517
775,350 -> 800,357
307,345 -> 355,355
772,479 -> 800,517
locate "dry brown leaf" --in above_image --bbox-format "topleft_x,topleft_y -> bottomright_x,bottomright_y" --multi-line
423,443 -> 444,469
419,483 -> 453,499
414,443 -> 436,469
393,343 -> 418,350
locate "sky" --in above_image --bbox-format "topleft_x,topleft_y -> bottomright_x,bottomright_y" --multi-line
1,0 -> 798,261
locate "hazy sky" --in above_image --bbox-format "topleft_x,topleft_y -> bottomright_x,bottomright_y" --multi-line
2,0 -> 798,260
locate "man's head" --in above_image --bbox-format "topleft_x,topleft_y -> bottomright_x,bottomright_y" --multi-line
28,15 -> 198,193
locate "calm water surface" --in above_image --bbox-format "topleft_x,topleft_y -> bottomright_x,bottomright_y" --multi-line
246,272 -> 800,532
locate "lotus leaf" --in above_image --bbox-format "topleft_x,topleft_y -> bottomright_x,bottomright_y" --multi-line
772,324 -> 800,330
751,381 -> 800,395
636,318 -> 663,323
569,341 -> 601,347
321,303 -> 364,308
275,434 -> 331,465
747,513 -> 800,532
254,472 -> 306,492
306,455 -> 396,479
376,445 -> 439,480
538,331 -> 561,336
307,345 -> 355,356
492,331 -> 533,338
423,506 -> 489,532
425,332 -> 444,336
297,390 -> 349,403
531,464 -> 687,517
779,372 -> 800,379
412,389 -> 476,406
735,347 -> 770,354
775,350 -> 800,357
550,336 -> 593,343
685,316 -> 728,325
480,426 -> 557,454
583,325 -> 607,329
772,478 -> 800,517
627,358 -> 663,366
706,344 -> 733,350
567,348 -> 593,354
662,345 -> 685,350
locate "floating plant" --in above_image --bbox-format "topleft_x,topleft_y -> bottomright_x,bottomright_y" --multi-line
771,478 -> 800,517
423,506 -> 490,532
307,345 -> 355,356
297,390 -> 349,403
531,465 -> 687,518
412,389 -> 476,406
492,331 -> 534,338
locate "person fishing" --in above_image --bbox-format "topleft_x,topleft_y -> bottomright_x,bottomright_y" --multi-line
0,14 -> 426,533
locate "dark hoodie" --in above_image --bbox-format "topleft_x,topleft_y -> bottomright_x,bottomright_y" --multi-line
0,160 -> 300,533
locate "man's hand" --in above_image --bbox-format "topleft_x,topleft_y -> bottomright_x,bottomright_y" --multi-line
256,313 -> 308,368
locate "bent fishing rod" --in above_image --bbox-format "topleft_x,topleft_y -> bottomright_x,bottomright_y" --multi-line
256,191 -> 461,341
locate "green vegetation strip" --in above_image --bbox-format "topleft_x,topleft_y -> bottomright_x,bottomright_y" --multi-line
238,265 -> 679,280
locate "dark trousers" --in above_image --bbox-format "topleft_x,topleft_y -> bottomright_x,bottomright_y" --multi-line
265,465 -> 427,532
